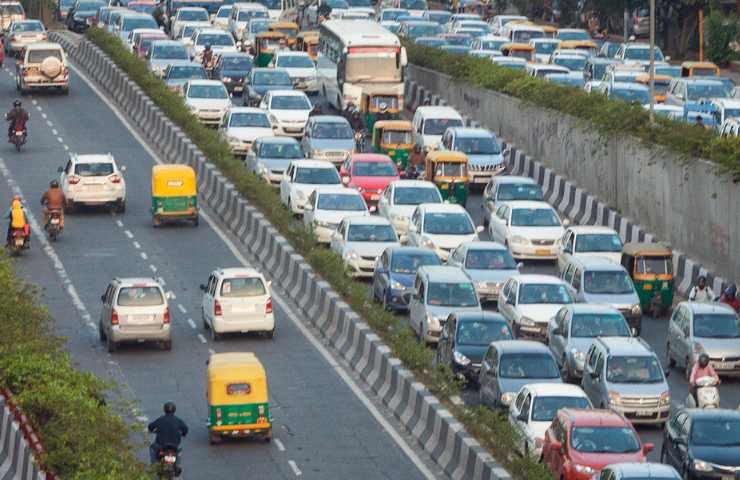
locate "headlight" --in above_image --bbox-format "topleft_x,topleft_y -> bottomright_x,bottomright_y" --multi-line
228,135 -> 241,143
269,114 -> 279,124
311,149 -> 322,158
519,316 -> 536,327
223,76 -> 232,82
693,342 -> 705,354
500,392 -> 514,405
510,235 -> 529,245
390,279 -> 404,290
453,351 -> 471,366
571,349 -> 586,361
187,104 -> 199,112
345,250 -> 360,261
573,464 -> 595,474
631,303 -> 642,316
659,391 -> 671,406
294,190 -> 306,201
426,314 -> 441,330
608,391 -> 622,406
692,459 -> 713,472
421,237 -> 435,249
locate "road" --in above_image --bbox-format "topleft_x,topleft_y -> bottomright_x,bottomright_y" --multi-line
0,64 -> 444,479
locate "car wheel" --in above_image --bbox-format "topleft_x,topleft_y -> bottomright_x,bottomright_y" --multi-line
211,325 -> 221,341
202,308 -> 209,330
152,215 -> 161,228
98,321 -> 105,341
107,335 -> 117,353
116,200 -> 126,214
659,444 -> 668,463
666,343 -> 675,368
382,290 -> 391,311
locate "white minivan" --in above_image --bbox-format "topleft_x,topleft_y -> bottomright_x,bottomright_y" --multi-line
411,106 -> 464,153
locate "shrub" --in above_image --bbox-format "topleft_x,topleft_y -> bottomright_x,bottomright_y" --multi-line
705,9 -> 740,67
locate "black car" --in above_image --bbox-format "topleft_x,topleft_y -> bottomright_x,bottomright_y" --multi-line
243,68 -> 293,107
212,52 -> 253,96
661,408 -> 740,479
436,312 -> 512,383
66,0 -> 105,32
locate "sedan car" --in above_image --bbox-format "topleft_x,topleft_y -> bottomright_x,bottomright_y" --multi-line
59,153 -> 126,212
340,154 -> 400,207
556,225 -> 623,275
330,216 -> 400,278
219,107 -> 274,156
147,40 -> 190,78
260,90 -> 312,138
183,79 -> 231,126
406,203 -> 483,262
243,67 -> 293,107
481,176 -> 544,228
246,136 -> 304,186
270,51 -> 318,93
163,61 -> 207,93
279,160 -> 341,214
398,20 -> 443,40
447,241 -> 520,303
301,116 -> 355,166
133,31 -> 168,59
593,463 -> 680,480
211,52 -> 254,95
488,200 -> 569,260
303,188 -> 370,244
377,180 -> 442,237
371,246 -> 441,312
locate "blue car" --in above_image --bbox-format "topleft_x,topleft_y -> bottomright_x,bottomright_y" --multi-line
372,247 -> 441,312
212,52 -> 254,95
244,68 -> 293,107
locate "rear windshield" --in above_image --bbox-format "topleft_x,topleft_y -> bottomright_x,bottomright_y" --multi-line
122,16 -> 157,30
117,286 -> 164,306
178,9 -> 208,21
167,65 -> 207,80
28,49 -> 63,63
75,162 -> 114,176
13,21 -> 44,32
220,277 -> 266,297
0,4 -> 23,14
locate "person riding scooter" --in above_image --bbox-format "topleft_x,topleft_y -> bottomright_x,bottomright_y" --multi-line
40,179 -> 66,232
5,194 -> 29,248
202,44 -> 215,72
148,402 -> 188,469
5,100 -> 28,142
689,353 -> 720,407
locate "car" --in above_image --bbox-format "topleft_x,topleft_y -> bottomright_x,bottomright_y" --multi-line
397,20 -> 443,40
66,0 -> 104,32
132,30 -> 167,58
471,35 -> 509,52
379,8 -> 408,22
593,463 -> 681,480
602,64 -> 644,85
56,0 -> 76,21
301,116 -> 355,167
437,127 -> 506,184
199,267 -> 274,340
183,79 -> 232,126
436,312 -> 513,382
267,51 -> 317,93
491,56 -> 527,70
113,12 -> 158,43
531,38 -> 562,63
330,216 -> 400,278
603,82 -> 650,106
303,188 -> 371,243
340,154 -> 400,207
708,98 -> 740,129
211,52 -> 254,95
439,44 -> 471,55
0,1 -> 25,32
526,62 -> 570,79
344,0 -> 375,19
585,57 -> 618,82
548,304 -> 632,382
664,78 -> 730,108
5,20 -> 46,55
99,277 -> 171,352
468,49 -> 502,60
542,408 -> 653,480
380,20 -> 401,33
16,42 -> 70,95
243,67 -> 293,107
447,241 -> 520,303
508,383 -> 592,458
666,301 -> 740,378
238,17 -> 275,52
371,246 -> 441,312
545,72 -> 586,88
219,107 -> 274,156
163,61 -> 208,93
556,226 -> 623,275
406,203 -> 483,262
661,408 -> 740,480
421,9 -> 451,25
613,42 -> 665,66
550,54 -> 588,72
305,0 -> 349,24
450,19 -> 489,35
103,8 -> 128,34
488,200 -> 568,261
407,265 -> 482,343
498,274 -> 575,340
479,340 -> 562,408
481,176 -> 544,228
279,160 -> 341,214
59,153 -> 126,212
190,28 -> 237,62
581,337 -> 671,425
555,28 -> 591,42
147,40 -> 190,78
246,136 -> 304,186
377,180 -> 442,237
171,6 -> 210,39
212,4 -> 232,30
489,14 -> 526,36
260,90 -> 312,138
229,3 -> 269,43
720,117 -> 740,137
96,6 -> 125,32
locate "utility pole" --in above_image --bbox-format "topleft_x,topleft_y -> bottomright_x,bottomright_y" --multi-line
698,8 -> 704,61
649,0 -> 655,124
624,6 -> 629,42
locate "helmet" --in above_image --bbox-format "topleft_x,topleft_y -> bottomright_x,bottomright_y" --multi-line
50,180 -> 59,188
164,402 -> 176,414
204,44 -> 211,51
13,194 -> 21,201
13,100 -> 21,107
379,102 -> 388,112
698,353 -> 710,368
726,284 -> 737,298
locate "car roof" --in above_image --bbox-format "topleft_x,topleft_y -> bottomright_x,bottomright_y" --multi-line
196,28 -> 230,35
260,136 -> 298,144
595,337 -> 652,356
152,39 -> 185,46
683,301 -> 738,315
215,267 -> 264,278
462,241 -> 507,252
684,408 -> 740,420
711,98 -> 740,108
73,153 -> 115,164
491,339 -> 551,354
567,304 -> 623,315
291,159 -> 335,168
493,175 -> 537,185
608,463 -> 680,478
445,127 -> 494,138
275,50 -> 311,56
561,408 -> 629,427
351,153 -> 393,163
524,383 -> 588,397
309,115 -> 348,124
611,81 -> 649,91
116,277 -> 161,286
317,188 -> 362,197
513,274 -> 564,285
414,106 -> 462,118
418,203 -> 468,214
186,79 -> 225,87
569,256 -> 622,270
501,200 -> 555,210
419,265 -> 470,282
267,89 -> 308,97
386,246 -> 436,257
391,179 -> 437,189
345,216 -> 393,226
566,225 -> 617,234
454,311 -> 506,323
228,107 -> 267,115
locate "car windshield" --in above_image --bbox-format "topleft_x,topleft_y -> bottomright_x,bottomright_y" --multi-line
481,39 -> 506,50
347,0 -> 372,6
499,353 -> 560,378
180,26 -> 199,38
0,4 -> 24,14
655,65 -> 681,77
188,84 -> 228,98
611,87 -> 649,104
534,42 -> 558,54
393,186 -> 441,205
178,9 -> 208,21
433,161 -> 466,177
456,320 -> 511,345
390,253 -> 440,274
512,30 -> 544,42
571,314 -> 631,337
117,286 -> 164,306
254,71 -> 292,86
454,136 -> 500,155
511,207 -> 560,227
571,427 -> 640,453
590,62 -> 610,80
427,282 -> 478,307
465,249 -> 517,270
129,3 -> 155,13
408,24 -> 443,38
28,49 -> 63,63
691,419 -> 740,447
77,1 -> 103,11
317,193 -> 366,211
229,112 -> 271,128
239,11 -> 268,21
14,21 -> 43,32
382,10 -> 406,20
687,83 -> 730,100
624,47 -> 664,61
400,0 -> 426,9
196,33 -> 234,47
313,122 -> 352,139
152,45 -> 189,59
122,16 -> 157,30
216,7 -> 231,17
558,30 -> 590,41
257,0 -> 280,9
693,314 -> 740,338
220,277 -> 266,297
635,256 -> 671,274
554,56 -> 587,71
353,161 -> 397,177
427,11 -> 450,23
575,233 -> 622,252
271,95 -> 311,110
495,183 -> 543,201
222,56 -> 253,70
423,212 -> 474,235
74,162 -> 114,176
249,19 -> 272,32
276,55 -> 314,68
445,35 -> 472,47
518,284 -> 574,304
260,143 -> 302,158
583,271 -> 634,294
531,396 -> 591,422
167,65 -> 207,80
606,356 -> 664,383
347,224 -> 397,242
294,167 -> 340,184
723,108 -> 740,119
381,129 -> 412,144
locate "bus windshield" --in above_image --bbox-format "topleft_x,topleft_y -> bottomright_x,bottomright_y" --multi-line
346,47 -> 403,82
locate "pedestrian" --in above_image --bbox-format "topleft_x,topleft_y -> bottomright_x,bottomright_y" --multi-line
695,115 -> 704,128
688,275 -> 715,303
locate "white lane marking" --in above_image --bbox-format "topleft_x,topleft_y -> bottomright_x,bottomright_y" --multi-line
275,439 -> 286,452
36,105 -> 42,112
46,120 -> 53,127
72,62 -> 437,480
31,99 -> 37,105
149,264 -> 157,273
177,304 -> 187,314
136,415 -> 148,423
288,460 -> 302,476
124,229 -> 133,238
197,334 -> 207,344
156,276 -> 166,286
208,348 -> 215,355
41,112 -> 47,119
132,241 -> 141,249
57,137 -> 63,143
115,219 -> 123,227
140,251 -> 148,260
63,145 -> 69,151
52,128 -> 58,135
187,318 -> 196,329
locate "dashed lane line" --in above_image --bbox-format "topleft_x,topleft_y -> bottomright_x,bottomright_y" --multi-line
140,251 -> 148,260
132,241 -> 141,249
187,318 -> 196,329
288,460 -> 302,476
149,264 -> 157,273
56,137 -> 63,143
124,229 -> 133,238
177,304 -> 187,314
274,439 -> 285,452
196,334 -> 207,344
115,219 -> 123,227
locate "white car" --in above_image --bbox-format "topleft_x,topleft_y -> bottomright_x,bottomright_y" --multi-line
199,267 -> 274,340
260,90 -> 312,138
377,180 -> 442,237
183,80 -> 232,126
270,51 -> 318,93
556,225 -> 623,275
497,274 -> 575,340
279,160 -> 341,214
219,107 -> 274,156
406,203 -> 483,262
190,28 -> 237,62
212,5 -> 232,30
488,200 -> 568,260
127,27 -> 162,52
507,383 -> 592,458
229,3 -> 269,42
59,153 -> 126,212
330,216 -> 400,278
175,23 -> 204,48
170,7 -> 211,40
304,188 -> 371,243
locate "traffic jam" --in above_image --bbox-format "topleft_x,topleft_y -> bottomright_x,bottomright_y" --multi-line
4,0 -> 740,478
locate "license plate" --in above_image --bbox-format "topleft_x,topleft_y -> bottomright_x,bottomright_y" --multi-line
715,362 -> 734,370
14,238 -> 23,247
234,86 -> 243,92
535,249 -> 550,255
15,131 -> 23,136
164,455 -> 176,464
232,305 -> 255,313
130,315 -> 154,324
636,409 -> 653,417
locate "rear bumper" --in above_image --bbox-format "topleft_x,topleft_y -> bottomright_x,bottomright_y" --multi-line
508,243 -> 558,260
212,315 -> 274,334
110,325 -> 171,343
68,190 -> 123,204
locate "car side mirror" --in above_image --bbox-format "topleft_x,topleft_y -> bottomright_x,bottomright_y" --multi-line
341,176 -> 350,185
199,284 -> 207,291
165,291 -> 173,300
643,443 -> 654,454
475,225 -> 484,233
119,165 -> 127,172
58,166 -> 64,173
562,218 -> 571,227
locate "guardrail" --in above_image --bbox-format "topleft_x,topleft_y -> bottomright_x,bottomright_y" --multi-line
0,390 -> 52,480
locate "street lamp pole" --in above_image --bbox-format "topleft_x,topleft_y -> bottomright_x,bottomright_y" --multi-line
649,0 -> 655,124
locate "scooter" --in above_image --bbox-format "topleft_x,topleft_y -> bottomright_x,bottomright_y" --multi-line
7,226 -> 29,255
155,444 -> 181,479
45,209 -> 62,242
686,375 -> 720,409
8,125 -> 26,151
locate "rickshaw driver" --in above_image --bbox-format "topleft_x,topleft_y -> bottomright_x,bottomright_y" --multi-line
148,402 -> 189,467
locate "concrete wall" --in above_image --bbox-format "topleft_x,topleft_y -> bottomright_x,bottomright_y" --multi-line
407,65 -> 739,284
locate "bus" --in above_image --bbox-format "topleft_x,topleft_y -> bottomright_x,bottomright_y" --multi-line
317,20 -> 407,112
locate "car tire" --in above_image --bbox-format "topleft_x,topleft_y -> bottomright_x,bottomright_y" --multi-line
116,200 -> 126,214
202,308 -> 209,330
382,290 -> 391,311
211,326 -> 221,341
98,321 -> 106,341
666,343 -> 675,368
60,86 -> 69,96
152,215 -> 161,228
107,335 -> 117,353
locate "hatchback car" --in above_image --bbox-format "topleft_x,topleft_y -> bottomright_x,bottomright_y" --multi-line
270,51 -> 318,93
478,340 -> 562,408
212,52 -> 254,95
163,61 -> 207,93
6,20 -> 46,55
340,154 -> 400,207
199,268 -> 274,340
556,226 -> 623,275
301,116 -> 355,166
279,160 -> 341,214
99,277 -> 171,352
330,216 -> 400,278
377,180 -> 442,237
481,176 -> 544,228
303,188 -> 370,243
438,127 -> 505,184
260,90 -> 312,137
447,241 -> 520,303
247,136 -> 304,186
243,68 -> 293,107
593,463 -> 680,480
406,203 -> 483,261
147,40 -> 191,77
371,246 -> 441,312
59,153 -> 126,212
488,200 -> 568,260
219,107 -> 273,156
183,79 -> 232,126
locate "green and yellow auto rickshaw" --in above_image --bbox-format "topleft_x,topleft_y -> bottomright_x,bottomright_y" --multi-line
424,151 -> 469,206
253,31 -> 288,67
359,92 -> 403,134
295,31 -> 319,60
268,22 -> 299,47
371,120 -> 414,171
621,242 -> 674,316
207,352 -> 272,444
151,164 -> 198,227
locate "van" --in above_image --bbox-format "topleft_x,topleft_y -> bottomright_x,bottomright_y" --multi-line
17,42 -> 70,95
411,106 -> 464,154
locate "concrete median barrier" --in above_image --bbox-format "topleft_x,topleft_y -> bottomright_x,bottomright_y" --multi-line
0,393 -> 50,480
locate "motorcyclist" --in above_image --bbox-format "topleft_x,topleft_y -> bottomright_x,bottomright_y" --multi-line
148,402 -> 188,467
719,284 -> 740,313
202,44 -> 214,71
40,180 -> 66,231
151,0 -> 168,33
689,353 -> 719,405
349,108 -> 363,133
6,100 -> 28,142
5,194 -> 29,248
317,1 -> 332,22
688,275 -> 715,303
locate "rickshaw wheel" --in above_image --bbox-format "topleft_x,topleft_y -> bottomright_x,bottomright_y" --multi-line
263,429 -> 272,442
209,432 -> 222,445
152,215 -> 161,228
193,215 -> 199,227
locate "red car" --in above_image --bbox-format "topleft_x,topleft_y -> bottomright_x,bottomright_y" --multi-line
339,154 -> 399,206
541,408 -> 653,480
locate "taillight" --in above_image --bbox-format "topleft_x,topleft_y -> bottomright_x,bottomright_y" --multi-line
109,174 -> 121,184
265,297 -> 272,314
214,300 -> 222,316
215,408 -> 222,421
40,34 -> 48,40
111,309 -> 119,325
63,67 -> 69,76
163,308 -> 170,324
68,176 -> 80,185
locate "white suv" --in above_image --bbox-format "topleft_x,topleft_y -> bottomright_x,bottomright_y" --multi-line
59,153 -> 126,212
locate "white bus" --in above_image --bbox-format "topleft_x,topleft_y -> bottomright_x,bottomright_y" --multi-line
317,20 -> 407,112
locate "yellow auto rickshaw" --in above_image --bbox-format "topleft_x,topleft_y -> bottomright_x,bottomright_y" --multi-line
635,73 -> 672,103
207,352 -> 272,444
269,22 -> 299,47
359,92 -> 403,133
371,120 -> 414,171
558,40 -> 598,57
253,31 -> 288,67
424,151 -> 469,206
295,31 -> 319,60
681,61 -> 720,77
621,242 -> 674,316
151,164 -> 198,227
537,24 -> 557,39
500,43 -> 536,62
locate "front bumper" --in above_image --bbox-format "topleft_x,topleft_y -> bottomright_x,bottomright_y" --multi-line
508,242 -> 558,260
474,283 -> 502,302
468,164 -> 506,184
195,110 -> 226,126
385,289 -> 410,311
273,123 -> 306,137
228,139 -> 253,156
709,358 -> 740,377
611,404 -> 670,424
516,322 -> 548,340
346,258 -> 376,278
686,467 -> 740,480
452,361 -> 482,382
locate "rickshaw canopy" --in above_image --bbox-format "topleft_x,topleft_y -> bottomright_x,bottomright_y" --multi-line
269,22 -> 299,37
151,164 -> 196,196
680,61 -> 720,77
501,43 -> 535,61
622,242 -> 672,257
207,352 -> 268,404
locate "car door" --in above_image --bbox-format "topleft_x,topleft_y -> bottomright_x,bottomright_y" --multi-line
675,307 -> 691,368
508,389 -> 529,453
490,205 -> 509,243
667,306 -> 682,365
437,314 -> 455,366
581,345 -> 599,401
498,278 -> 517,328
407,208 -> 422,247
664,411 -> 689,469
557,229 -> 574,274
377,184 -> 392,220
447,245 -> 464,268
481,178 -> 496,222
246,140 -> 259,172
300,120 -> 313,154
279,163 -> 293,205
200,274 -> 214,325
330,219 -> 347,255
303,190 -> 317,228
479,346 -> 498,405
99,283 -> 114,334
408,275 -> 424,335
259,91 -> 270,111
549,307 -> 568,366
373,250 -> 390,300
59,157 -> 73,196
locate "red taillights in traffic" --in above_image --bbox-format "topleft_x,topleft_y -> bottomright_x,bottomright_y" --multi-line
68,175 -> 80,185
111,309 -> 119,325
109,174 -> 122,184
214,300 -> 222,316
163,308 -> 170,324
265,297 -> 272,314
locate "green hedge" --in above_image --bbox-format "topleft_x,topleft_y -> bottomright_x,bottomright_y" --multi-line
0,253 -> 148,479
85,27 -> 553,480
404,41 -> 740,177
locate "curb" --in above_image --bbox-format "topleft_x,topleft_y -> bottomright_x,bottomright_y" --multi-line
51,32 -> 513,480
0,392 -> 50,480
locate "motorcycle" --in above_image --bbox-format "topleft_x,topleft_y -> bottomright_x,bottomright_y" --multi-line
45,209 -> 62,242
7,226 -> 29,255
686,375 -> 720,409
9,126 -> 26,151
354,129 -> 366,152
155,444 -> 181,479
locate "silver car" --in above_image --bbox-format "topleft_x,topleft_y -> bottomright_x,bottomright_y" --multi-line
146,40 -> 191,78
447,241 -> 521,303
246,136 -> 304,186
301,116 -> 355,167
